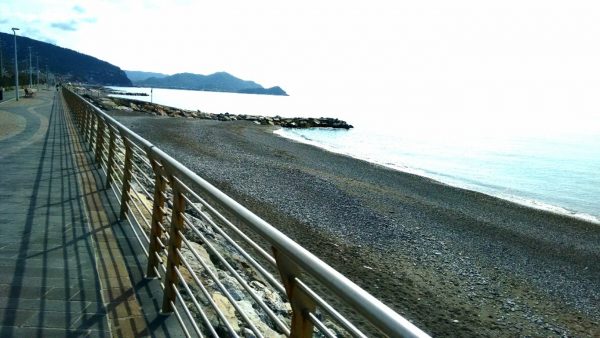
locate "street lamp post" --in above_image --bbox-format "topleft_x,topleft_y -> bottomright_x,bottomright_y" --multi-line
0,40 -> 4,87
36,55 -> 39,89
12,27 -> 19,101
28,47 -> 32,88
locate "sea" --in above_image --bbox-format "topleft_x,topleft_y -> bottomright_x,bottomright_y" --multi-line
108,86 -> 600,224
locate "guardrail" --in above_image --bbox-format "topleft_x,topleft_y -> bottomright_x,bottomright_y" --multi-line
62,86 -> 430,338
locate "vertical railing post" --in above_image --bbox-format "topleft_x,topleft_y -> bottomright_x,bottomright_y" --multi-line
105,127 -> 117,187
69,95 -> 81,128
85,108 -> 95,148
161,178 -> 186,313
94,116 -> 106,166
79,103 -> 87,130
119,137 -> 134,219
88,113 -> 97,152
75,101 -> 83,129
273,248 -> 317,338
70,94 -> 78,125
146,156 -> 167,278
96,116 -> 106,168
77,100 -> 85,128
82,105 -> 91,142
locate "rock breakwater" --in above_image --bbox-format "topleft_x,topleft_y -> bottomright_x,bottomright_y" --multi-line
87,94 -> 353,129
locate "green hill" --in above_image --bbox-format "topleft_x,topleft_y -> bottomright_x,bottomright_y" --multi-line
124,70 -> 168,82
0,32 -> 131,86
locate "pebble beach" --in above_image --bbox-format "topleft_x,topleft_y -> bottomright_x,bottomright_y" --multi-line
111,110 -> 600,337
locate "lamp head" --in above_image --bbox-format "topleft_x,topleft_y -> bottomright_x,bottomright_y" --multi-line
12,27 -> 20,32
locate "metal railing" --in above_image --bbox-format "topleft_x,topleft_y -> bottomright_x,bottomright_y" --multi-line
62,87 -> 430,338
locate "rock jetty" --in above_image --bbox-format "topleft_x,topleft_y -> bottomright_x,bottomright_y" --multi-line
86,95 -> 353,129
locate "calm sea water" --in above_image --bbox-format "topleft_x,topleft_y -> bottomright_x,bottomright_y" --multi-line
109,86 -> 600,223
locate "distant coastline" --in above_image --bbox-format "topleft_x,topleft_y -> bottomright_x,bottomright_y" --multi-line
125,70 -> 288,96
129,85 -> 288,96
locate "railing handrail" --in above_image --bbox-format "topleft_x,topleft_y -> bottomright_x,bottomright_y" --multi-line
65,87 -> 430,338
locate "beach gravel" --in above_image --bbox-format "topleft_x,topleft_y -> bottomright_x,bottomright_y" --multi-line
112,112 -> 600,337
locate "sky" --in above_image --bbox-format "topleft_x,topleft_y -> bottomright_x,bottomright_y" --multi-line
2,0 -> 600,133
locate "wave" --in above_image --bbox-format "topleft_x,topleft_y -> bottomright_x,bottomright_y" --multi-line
497,194 -> 600,224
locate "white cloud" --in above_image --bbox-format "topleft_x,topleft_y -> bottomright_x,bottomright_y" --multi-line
73,5 -> 85,14
51,20 -> 78,31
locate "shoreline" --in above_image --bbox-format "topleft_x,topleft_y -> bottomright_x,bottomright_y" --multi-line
273,128 -> 600,226
85,84 -> 599,226
108,111 -> 600,337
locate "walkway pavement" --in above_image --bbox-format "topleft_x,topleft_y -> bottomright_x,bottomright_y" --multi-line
1,89 -> 14,101
0,90 -> 185,337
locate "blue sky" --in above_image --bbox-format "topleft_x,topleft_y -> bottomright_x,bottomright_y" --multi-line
2,0 -> 600,133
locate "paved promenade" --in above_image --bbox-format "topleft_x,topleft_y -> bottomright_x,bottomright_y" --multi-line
0,89 -> 17,103
0,90 -> 185,337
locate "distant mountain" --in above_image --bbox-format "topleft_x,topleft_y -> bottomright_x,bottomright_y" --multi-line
0,32 -> 131,86
125,70 -> 168,82
134,71 -> 288,96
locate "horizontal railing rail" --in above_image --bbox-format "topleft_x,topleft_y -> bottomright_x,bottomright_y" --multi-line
63,86 -> 430,338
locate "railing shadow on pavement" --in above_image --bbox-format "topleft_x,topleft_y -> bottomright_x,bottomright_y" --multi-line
0,92 -> 109,337
62,86 -> 431,338
60,90 -> 184,337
